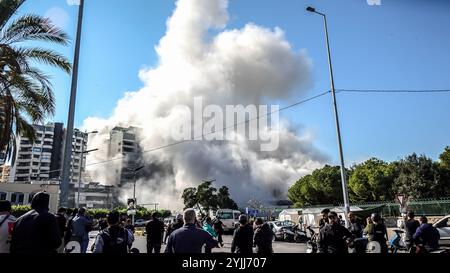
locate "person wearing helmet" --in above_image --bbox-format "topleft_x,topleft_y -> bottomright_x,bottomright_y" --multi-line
318,211 -> 353,254
364,213 -> 388,253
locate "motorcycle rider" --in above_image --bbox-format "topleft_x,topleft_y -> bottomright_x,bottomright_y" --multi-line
318,211 -> 353,254
364,213 -> 388,254
413,216 -> 440,253
400,210 -> 420,252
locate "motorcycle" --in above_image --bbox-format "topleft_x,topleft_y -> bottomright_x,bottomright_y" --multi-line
389,229 -> 409,253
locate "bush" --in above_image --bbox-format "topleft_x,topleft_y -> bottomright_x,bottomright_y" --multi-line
11,205 -> 31,218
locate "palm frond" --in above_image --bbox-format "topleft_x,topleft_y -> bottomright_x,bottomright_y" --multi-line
19,47 -> 72,73
1,14 -> 70,45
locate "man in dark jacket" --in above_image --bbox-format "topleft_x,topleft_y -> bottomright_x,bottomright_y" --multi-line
55,207 -> 67,253
319,209 -> 330,230
93,211 -> 134,253
213,217 -> 225,247
364,213 -> 388,254
10,192 -> 61,253
318,211 -> 353,254
145,212 -> 165,253
400,210 -> 420,251
413,216 -> 440,253
165,214 -> 184,244
165,209 -> 218,253
231,215 -> 253,254
253,218 -> 274,254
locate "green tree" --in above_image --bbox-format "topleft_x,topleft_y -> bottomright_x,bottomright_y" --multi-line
393,153 -> 443,199
288,165 -> 346,207
181,182 -> 238,214
348,158 -> 395,202
0,0 -> 71,158
438,146 -> 450,195
216,186 -> 238,210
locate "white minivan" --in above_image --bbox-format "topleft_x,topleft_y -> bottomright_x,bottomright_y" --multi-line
216,209 -> 242,232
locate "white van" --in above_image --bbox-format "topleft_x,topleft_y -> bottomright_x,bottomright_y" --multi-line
216,209 -> 242,232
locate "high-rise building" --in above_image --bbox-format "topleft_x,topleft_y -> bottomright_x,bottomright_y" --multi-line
108,126 -> 143,187
9,123 -> 88,188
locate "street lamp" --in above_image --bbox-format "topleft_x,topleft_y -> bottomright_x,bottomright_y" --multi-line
306,6 -> 350,227
127,165 -> 144,225
60,0 -> 85,207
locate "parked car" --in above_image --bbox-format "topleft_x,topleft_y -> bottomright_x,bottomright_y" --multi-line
268,220 -> 296,241
134,219 -> 148,227
433,215 -> 450,246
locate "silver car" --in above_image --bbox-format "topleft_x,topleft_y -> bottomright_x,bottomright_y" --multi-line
433,215 -> 450,246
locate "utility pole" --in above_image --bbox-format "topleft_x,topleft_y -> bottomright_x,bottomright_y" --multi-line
60,0 -> 85,207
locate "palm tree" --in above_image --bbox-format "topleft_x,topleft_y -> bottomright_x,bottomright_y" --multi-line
0,0 -> 72,160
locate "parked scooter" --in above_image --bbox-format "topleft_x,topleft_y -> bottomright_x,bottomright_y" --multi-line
389,229 -> 409,253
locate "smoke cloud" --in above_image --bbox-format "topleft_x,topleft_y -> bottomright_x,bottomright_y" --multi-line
83,0 -> 327,210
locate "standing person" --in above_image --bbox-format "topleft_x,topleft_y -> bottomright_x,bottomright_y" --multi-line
400,210 -> 420,252
348,212 -> 365,253
71,208 -> 92,253
0,200 -> 16,253
165,214 -> 184,244
231,215 -> 254,254
364,213 -> 388,254
124,219 -> 135,234
413,216 -> 440,253
213,217 -> 225,247
93,211 -> 134,254
10,192 -> 61,253
319,209 -> 330,230
253,218 -> 274,254
165,209 -> 218,253
64,208 -> 78,246
318,211 -> 353,254
145,212 -> 165,254
203,217 -> 217,253
55,207 -> 67,253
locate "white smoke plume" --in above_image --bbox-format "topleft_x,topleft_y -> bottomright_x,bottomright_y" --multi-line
82,0 -> 327,210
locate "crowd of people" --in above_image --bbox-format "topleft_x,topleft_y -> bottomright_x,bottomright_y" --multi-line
316,208 -> 441,254
0,191 -> 443,254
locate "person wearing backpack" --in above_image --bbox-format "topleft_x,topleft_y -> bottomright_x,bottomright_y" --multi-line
93,211 -> 134,254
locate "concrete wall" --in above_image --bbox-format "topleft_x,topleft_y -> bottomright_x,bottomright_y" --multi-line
0,183 -> 59,213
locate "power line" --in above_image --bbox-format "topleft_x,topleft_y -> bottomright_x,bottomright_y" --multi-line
336,89 -> 450,94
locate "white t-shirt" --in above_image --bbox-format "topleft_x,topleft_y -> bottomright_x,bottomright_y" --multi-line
0,214 -> 16,253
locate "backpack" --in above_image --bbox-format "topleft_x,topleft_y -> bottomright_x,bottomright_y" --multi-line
100,228 -> 129,254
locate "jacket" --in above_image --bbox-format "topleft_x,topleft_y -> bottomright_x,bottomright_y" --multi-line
231,224 -> 254,254
413,223 -> 440,250
203,223 -> 217,238
401,219 -> 420,242
145,218 -> 165,244
10,192 -> 61,253
318,223 -> 352,254
253,223 -> 274,254
71,215 -> 92,242
55,214 -> 67,239
165,223 -> 218,253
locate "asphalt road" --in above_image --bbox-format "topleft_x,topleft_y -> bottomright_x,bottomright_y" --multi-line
88,232 -> 307,253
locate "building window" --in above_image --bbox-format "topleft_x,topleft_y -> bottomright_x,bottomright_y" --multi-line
0,192 -> 6,201
11,192 -> 25,205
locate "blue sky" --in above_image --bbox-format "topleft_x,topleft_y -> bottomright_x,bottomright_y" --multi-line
15,0 -> 450,165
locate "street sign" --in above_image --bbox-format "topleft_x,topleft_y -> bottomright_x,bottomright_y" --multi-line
396,194 -> 406,207
127,209 -> 136,216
